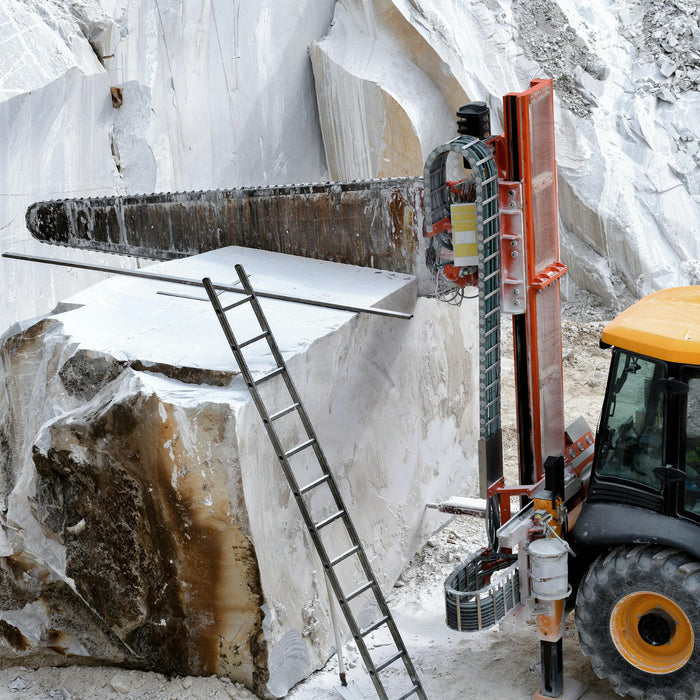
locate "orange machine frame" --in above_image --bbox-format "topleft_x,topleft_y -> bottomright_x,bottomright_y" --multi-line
488,80 -> 568,522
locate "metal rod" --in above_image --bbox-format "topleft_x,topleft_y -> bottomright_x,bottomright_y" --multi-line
325,573 -> 348,687
2,251 -> 413,320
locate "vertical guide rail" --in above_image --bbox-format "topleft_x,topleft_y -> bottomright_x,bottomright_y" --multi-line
423,136 -> 502,504
504,76 -> 568,700
203,265 -> 427,700
463,140 -> 502,493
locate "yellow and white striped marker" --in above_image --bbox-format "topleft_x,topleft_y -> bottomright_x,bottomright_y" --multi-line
451,203 -> 478,267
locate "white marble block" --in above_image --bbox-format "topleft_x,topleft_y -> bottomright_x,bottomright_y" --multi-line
0,247 -> 478,697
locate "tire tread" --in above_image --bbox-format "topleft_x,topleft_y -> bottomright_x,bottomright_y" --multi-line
576,544 -> 699,700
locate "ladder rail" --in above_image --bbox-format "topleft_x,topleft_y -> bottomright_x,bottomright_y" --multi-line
219,268 -> 387,583
203,268 -> 427,700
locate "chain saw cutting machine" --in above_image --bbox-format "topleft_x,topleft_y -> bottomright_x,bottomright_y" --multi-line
424,79 -> 593,700
428,80 -> 700,700
13,79 -> 602,700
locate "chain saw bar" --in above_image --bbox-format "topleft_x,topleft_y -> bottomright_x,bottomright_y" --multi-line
24,178 -> 425,278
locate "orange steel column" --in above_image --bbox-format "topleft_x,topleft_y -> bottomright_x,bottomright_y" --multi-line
503,79 -> 567,487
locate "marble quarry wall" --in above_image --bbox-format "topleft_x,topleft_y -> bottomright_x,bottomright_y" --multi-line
0,247 -> 478,697
310,0 -> 700,309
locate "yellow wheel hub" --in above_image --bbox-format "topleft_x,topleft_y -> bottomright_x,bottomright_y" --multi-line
610,591 -> 694,674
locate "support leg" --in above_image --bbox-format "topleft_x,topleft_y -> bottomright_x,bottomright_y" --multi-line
539,639 -> 563,697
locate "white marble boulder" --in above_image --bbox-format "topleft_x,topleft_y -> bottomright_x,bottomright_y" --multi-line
0,247 -> 478,697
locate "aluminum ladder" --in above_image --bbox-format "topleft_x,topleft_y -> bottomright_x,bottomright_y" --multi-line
203,265 -> 427,700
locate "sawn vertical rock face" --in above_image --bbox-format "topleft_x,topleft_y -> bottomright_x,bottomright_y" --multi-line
0,248 -> 478,698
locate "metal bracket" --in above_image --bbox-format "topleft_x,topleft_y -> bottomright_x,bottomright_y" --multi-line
499,181 -> 526,314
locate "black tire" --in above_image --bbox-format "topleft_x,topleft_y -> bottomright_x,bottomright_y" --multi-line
575,545 -> 700,699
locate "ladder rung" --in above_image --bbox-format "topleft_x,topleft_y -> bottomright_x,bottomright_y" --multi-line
344,580 -> 374,602
359,615 -> 390,637
268,403 -> 300,422
329,545 -> 360,567
284,438 -> 316,459
253,366 -> 285,385
299,474 -> 331,495
395,686 -> 422,700
239,331 -> 270,349
221,295 -> 253,312
375,649 -> 406,673
315,510 -> 345,530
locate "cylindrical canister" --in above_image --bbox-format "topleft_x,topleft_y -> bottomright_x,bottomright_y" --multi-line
528,537 -> 569,601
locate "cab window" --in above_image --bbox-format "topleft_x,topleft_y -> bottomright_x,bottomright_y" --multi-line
684,376 -> 700,515
596,351 -> 666,490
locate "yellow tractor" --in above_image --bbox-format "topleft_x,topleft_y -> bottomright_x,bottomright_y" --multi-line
571,287 -> 700,698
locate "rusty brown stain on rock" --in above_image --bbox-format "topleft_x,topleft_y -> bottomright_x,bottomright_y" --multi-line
46,628 -> 71,654
57,350 -> 237,402
31,390 -> 203,676
152,403 -> 268,693
58,351 -> 125,401
0,620 -> 31,651
30,375 -> 269,693
127,361 -> 237,387
1,318 -> 58,361
110,87 -> 123,108
0,554 -> 127,660
388,189 -> 416,261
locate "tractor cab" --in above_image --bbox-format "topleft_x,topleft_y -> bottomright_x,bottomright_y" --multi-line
574,286 -> 700,547
566,287 -> 700,698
